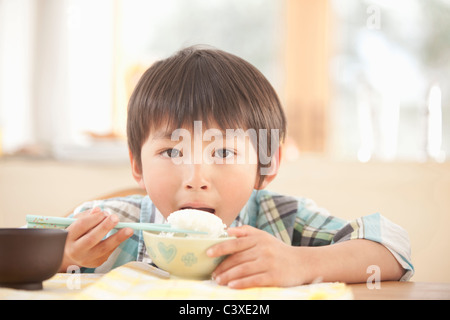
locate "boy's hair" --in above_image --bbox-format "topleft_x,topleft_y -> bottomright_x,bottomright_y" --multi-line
127,45 -> 286,186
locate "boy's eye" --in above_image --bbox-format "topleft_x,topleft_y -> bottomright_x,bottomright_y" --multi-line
161,148 -> 182,158
214,149 -> 234,159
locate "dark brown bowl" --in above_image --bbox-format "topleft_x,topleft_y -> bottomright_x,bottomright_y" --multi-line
0,228 -> 67,290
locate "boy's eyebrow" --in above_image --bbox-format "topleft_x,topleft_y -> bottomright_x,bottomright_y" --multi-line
150,131 -> 174,141
150,128 -> 231,142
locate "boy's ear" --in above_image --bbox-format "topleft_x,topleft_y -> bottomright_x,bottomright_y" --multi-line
254,146 -> 282,190
129,149 -> 146,189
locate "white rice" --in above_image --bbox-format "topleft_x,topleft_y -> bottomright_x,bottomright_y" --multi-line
166,209 -> 227,238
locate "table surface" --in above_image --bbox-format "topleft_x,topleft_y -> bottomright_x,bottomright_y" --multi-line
1,262 -> 449,300
349,281 -> 450,300
2,279 -> 449,300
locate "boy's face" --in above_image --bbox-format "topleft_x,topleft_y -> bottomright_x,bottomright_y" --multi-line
130,122 -> 277,226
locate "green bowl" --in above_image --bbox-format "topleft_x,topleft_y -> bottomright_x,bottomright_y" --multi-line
143,231 -> 234,280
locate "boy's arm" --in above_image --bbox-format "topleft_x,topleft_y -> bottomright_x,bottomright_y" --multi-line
209,193 -> 413,288
208,226 -> 404,289
255,194 -> 414,281
330,212 -> 414,281
299,238 -> 404,284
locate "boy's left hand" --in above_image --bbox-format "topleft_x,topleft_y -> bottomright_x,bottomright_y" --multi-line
207,225 -> 306,289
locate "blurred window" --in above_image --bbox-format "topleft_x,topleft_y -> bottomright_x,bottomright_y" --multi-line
0,0 -> 282,161
1,0 -> 448,163
330,0 -> 450,162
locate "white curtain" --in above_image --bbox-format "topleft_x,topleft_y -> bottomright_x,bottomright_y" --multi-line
0,0 -> 37,153
0,0 -> 119,159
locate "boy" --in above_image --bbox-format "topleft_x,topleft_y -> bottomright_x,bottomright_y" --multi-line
60,46 -> 413,288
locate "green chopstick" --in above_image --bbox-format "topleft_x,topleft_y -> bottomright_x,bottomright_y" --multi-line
25,215 -> 207,235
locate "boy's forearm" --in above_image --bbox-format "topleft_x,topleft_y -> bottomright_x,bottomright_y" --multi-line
299,239 -> 404,284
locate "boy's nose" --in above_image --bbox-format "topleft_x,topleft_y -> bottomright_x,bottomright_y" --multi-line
184,164 -> 210,191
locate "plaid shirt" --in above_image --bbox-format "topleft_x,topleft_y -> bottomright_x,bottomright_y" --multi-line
72,190 -> 414,280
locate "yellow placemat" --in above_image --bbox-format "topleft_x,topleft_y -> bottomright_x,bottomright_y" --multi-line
79,262 -> 353,300
0,262 -> 353,300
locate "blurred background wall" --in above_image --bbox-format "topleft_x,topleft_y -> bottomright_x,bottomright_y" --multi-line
0,0 -> 449,282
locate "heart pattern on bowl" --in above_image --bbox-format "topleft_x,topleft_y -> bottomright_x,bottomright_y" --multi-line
157,242 -> 177,263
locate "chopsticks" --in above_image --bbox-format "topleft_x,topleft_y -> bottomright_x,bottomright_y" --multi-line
26,215 -> 207,235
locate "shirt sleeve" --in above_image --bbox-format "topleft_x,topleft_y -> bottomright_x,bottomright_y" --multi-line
332,212 -> 414,281
294,197 -> 414,281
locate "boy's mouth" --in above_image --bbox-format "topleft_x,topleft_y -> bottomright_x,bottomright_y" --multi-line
180,206 -> 216,214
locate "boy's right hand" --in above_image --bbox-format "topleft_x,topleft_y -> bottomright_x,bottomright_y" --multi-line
59,207 -> 133,272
